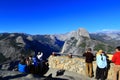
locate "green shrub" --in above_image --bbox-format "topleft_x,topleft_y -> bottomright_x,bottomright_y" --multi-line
80,42 -> 86,48
107,46 -> 114,53
94,43 -> 106,51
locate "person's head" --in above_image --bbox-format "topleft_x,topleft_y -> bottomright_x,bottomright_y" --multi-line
116,46 -> 120,52
20,57 -> 26,65
26,57 -> 29,61
29,56 -> 32,60
86,48 -> 92,52
97,50 -> 103,54
38,52 -> 41,55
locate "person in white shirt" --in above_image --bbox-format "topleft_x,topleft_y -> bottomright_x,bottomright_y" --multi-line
37,52 -> 43,61
37,52 -> 43,72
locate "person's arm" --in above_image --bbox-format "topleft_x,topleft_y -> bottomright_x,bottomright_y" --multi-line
83,52 -> 86,57
92,53 -> 95,61
112,53 -> 116,63
84,50 -> 88,56
96,55 -> 102,66
39,52 -> 43,57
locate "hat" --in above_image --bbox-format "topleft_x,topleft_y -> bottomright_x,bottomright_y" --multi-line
87,48 -> 92,51
38,52 -> 41,55
97,50 -> 103,54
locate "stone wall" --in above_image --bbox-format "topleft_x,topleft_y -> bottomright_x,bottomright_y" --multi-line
48,55 -> 114,80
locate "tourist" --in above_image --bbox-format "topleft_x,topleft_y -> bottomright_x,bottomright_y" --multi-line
52,52 -> 56,56
26,57 -> 31,66
37,52 -> 43,73
37,52 -> 43,62
26,56 -> 35,74
112,46 -> 120,80
18,56 -> 27,73
25,56 -> 33,73
68,53 -> 72,58
95,50 -> 107,80
32,56 -> 38,66
83,48 -> 94,78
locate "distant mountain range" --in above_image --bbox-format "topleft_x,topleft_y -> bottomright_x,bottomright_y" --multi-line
90,31 -> 120,47
0,28 -> 120,64
0,33 -> 64,64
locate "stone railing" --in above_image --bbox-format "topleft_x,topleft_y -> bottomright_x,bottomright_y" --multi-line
48,55 -> 114,80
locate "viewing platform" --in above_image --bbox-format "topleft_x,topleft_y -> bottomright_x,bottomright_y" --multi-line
48,53 -> 113,80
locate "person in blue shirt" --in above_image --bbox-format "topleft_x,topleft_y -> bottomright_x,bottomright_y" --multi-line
18,56 -> 27,73
95,50 -> 107,80
32,56 -> 38,66
18,63 -> 27,73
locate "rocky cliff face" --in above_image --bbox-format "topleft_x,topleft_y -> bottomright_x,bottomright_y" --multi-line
61,28 -> 114,55
0,33 -> 26,62
55,28 -> 90,41
0,33 -> 64,64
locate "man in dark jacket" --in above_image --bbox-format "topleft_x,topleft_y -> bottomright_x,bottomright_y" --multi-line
83,48 -> 94,78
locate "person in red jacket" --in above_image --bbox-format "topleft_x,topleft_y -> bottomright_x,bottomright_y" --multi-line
112,46 -> 120,80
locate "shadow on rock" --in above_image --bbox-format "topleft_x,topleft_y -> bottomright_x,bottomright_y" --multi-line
0,64 -> 2,69
44,73 -> 68,80
56,69 -> 65,76
41,61 -> 49,75
2,73 -> 28,80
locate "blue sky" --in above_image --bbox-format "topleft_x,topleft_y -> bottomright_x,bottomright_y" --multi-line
0,0 -> 120,34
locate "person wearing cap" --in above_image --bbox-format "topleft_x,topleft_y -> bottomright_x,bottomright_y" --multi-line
37,52 -> 43,72
83,48 -> 94,78
112,46 -> 120,80
95,50 -> 107,80
37,52 -> 43,62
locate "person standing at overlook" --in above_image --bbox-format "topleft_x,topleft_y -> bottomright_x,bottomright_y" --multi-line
18,56 -> 28,73
83,48 -> 94,78
37,52 -> 43,62
95,50 -> 107,80
112,46 -> 120,80
37,52 -> 43,72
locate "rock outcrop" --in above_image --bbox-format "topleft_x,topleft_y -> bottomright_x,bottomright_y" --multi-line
55,28 -> 90,41
61,28 -> 90,54
61,28 -> 114,55
48,55 -> 113,80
